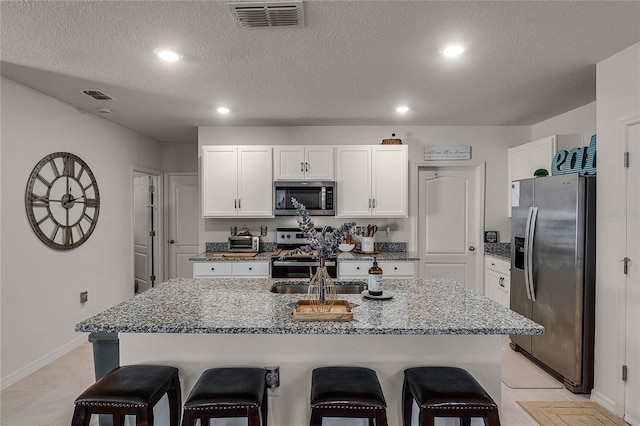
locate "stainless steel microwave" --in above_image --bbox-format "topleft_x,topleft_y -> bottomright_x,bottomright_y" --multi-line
274,181 -> 335,216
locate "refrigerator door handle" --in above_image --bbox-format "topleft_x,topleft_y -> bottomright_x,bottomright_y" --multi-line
528,206 -> 539,302
524,207 -> 534,300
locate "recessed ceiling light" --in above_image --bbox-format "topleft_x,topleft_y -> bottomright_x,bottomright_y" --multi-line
440,44 -> 464,58
396,106 -> 410,113
217,107 -> 230,114
154,48 -> 182,62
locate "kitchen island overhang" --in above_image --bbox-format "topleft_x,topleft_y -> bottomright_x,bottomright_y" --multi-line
76,278 -> 542,426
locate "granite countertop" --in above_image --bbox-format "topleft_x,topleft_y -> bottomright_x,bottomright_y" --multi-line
190,252 -> 273,262
75,277 -> 542,336
337,251 -> 420,262
190,251 -> 419,262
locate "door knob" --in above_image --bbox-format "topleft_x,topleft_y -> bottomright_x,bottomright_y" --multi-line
469,246 -> 475,251
169,239 -> 175,244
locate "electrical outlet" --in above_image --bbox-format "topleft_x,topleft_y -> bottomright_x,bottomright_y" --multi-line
265,366 -> 280,389
80,291 -> 88,304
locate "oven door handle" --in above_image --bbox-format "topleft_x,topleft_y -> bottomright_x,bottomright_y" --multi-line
272,260 -> 336,267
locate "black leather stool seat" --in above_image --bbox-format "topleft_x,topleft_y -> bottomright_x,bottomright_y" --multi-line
310,367 -> 388,426
403,367 -> 500,426
181,368 -> 267,426
72,365 -> 181,426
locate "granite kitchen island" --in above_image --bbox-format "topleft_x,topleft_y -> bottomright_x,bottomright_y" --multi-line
76,278 -> 542,426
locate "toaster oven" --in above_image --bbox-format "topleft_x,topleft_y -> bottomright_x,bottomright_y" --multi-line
228,236 -> 260,252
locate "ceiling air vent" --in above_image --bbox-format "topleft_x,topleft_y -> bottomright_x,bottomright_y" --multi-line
79,89 -> 115,101
227,1 -> 304,28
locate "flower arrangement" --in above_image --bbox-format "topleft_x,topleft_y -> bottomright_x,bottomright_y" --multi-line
283,198 -> 356,266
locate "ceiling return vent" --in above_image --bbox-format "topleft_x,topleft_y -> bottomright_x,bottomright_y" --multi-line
79,89 -> 115,101
227,1 -> 304,28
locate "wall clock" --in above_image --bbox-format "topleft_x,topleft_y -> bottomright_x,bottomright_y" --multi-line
25,152 -> 100,250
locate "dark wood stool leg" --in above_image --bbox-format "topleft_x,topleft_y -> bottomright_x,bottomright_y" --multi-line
375,409 -> 388,426
135,407 -> 151,426
402,379 -> 412,426
247,407 -> 260,426
71,406 -> 89,426
167,376 -> 181,426
422,408 -> 435,426
310,408 -> 322,426
261,386 -> 268,426
113,414 -> 126,426
180,410 -> 193,426
462,417 -> 471,426
487,408 -> 501,426
368,418 -> 375,426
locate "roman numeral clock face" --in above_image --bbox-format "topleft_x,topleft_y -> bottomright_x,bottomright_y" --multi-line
25,152 -> 100,250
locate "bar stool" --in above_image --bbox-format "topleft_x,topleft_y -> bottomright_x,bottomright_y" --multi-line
402,367 -> 500,426
181,367 -> 267,426
310,366 -> 388,426
71,364 -> 181,426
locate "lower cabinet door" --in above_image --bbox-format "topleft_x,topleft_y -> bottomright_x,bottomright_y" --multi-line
193,262 -> 233,278
232,262 -> 270,277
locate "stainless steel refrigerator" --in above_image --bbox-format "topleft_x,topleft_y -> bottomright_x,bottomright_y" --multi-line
510,173 -> 596,393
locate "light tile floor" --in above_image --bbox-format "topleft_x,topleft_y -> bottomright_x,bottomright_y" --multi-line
0,337 -> 592,426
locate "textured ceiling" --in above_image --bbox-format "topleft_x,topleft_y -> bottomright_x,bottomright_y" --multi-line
1,1 -> 639,144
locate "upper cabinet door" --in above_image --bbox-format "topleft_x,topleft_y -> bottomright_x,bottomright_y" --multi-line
336,145 -> 408,218
305,146 -> 334,180
336,146 -> 371,217
371,145 -> 408,217
274,146 -> 305,180
238,146 -> 273,217
202,146 -> 273,218
202,146 -> 238,217
274,146 -> 334,180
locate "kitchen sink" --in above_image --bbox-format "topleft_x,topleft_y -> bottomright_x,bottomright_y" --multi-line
270,281 -> 367,294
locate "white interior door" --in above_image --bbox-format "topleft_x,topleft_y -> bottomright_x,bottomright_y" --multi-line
133,173 -> 156,293
418,166 -> 483,294
167,173 -> 199,279
624,120 -> 640,426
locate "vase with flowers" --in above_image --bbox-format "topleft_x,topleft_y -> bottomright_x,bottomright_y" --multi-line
283,198 -> 355,312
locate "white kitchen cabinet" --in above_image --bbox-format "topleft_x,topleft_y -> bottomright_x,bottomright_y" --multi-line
339,260 -> 415,279
508,134 -> 581,216
336,145 -> 408,218
202,146 -> 273,218
193,261 -> 270,278
274,146 -> 334,180
484,256 -> 510,308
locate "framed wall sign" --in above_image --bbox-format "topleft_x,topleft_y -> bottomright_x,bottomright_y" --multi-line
425,145 -> 471,160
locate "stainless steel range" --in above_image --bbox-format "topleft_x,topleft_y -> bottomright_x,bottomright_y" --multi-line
271,228 -> 337,278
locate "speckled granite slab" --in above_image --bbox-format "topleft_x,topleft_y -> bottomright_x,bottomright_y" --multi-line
189,252 -> 273,262
337,251 -> 419,261
75,277 -> 542,336
205,242 -> 278,253
485,243 -> 511,261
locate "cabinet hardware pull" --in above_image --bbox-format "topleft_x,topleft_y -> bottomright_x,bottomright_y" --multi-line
301,162 -> 304,172
238,199 -> 241,209
372,198 -> 376,208
305,162 -> 309,172
249,267 -> 252,270
368,199 -> 371,208
234,199 -> 237,209
356,267 -> 360,270
211,267 -> 215,271
394,267 -> 398,270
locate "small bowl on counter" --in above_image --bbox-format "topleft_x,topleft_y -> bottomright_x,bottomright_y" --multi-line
338,243 -> 355,252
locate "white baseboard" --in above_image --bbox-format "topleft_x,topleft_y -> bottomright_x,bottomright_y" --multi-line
590,389 -> 616,413
0,333 -> 89,391
625,414 -> 640,426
